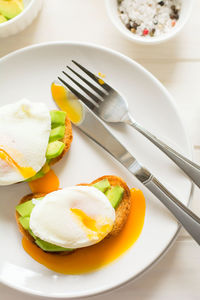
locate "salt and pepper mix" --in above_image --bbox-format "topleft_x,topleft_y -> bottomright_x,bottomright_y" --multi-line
118,0 -> 181,37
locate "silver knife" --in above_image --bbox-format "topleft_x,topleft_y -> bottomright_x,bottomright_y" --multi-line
59,99 -> 200,245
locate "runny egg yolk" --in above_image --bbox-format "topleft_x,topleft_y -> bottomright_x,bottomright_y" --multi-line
28,169 -> 60,194
0,148 -> 36,179
51,82 -> 83,124
22,188 -> 146,274
71,208 -> 97,232
71,208 -> 112,240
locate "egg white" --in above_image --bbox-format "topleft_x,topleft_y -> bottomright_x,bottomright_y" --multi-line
30,186 -> 116,249
0,99 -> 51,185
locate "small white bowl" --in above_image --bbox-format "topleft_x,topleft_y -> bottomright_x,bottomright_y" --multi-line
0,0 -> 42,38
105,0 -> 194,45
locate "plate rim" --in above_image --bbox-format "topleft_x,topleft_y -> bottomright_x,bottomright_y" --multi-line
0,41 -> 193,298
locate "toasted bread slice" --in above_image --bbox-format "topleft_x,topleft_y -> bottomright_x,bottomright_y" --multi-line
16,175 -> 131,253
49,115 -> 73,165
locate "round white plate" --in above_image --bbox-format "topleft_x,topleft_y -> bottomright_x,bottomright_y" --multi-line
0,42 -> 192,298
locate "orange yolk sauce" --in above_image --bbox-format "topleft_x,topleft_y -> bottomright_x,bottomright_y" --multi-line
51,82 -> 83,124
22,188 -> 146,274
28,169 -> 60,194
0,148 -> 36,179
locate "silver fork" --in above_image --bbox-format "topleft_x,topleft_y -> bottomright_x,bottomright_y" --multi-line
58,60 -> 200,189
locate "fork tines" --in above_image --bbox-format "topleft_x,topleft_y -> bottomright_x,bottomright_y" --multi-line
58,60 -> 111,109
57,76 -> 96,110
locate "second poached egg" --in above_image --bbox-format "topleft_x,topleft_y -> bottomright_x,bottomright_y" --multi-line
30,186 -> 116,249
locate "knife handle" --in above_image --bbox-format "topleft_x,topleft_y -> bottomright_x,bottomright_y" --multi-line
145,176 -> 200,245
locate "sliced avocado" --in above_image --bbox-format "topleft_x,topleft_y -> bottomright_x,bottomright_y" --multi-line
49,125 -> 65,142
46,141 -> 65,160
93,179 -> 111,193
50,111 -> 66,128
19,216 -> 30,230
28,229 -> 37,239
0,14 -> 7,23
105,185 -> 124,209
0,0 -> 23,19
16,200 -> 34,217
35,238 -> 73,252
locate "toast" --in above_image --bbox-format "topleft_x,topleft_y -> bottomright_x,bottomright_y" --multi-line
16,175 -> 131,253
49,114 -> 73,165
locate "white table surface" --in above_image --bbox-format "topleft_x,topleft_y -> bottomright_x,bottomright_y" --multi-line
0,0 -> 200,299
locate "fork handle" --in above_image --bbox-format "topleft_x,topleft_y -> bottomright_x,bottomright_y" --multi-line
129,120 -> 200,188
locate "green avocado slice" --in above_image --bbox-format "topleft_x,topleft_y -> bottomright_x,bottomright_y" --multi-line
105,185 -> 124,209
28,229 -> 37,239
19,216 -> 30,230
50,110 -> 66,128
49,125 -> 65,142
0,14 -> 7,23
93,179 -> 124,208
35,238 -> 73,252
16,197 -> 43,217
46,141 -> 65,160
16,200 -> 34,217
93,179 -> 110,193
0,0 -> 23,19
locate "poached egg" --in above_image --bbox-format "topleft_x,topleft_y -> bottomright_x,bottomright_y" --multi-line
30,186 -> 116,249
0,99 -> 51,185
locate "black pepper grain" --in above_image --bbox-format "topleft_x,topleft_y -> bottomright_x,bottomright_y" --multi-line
150,28 -> 156,36
126,23 -> 131,30
170,5 -> 179,19
158,1 -> 165,6
170,13 -> 179,20
132,21 -> 139,30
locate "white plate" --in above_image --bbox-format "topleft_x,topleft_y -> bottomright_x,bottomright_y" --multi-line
0,42 -> 192,298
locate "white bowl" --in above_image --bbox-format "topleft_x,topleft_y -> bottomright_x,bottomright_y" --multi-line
105,0 -> 194,45
0,0 -> 42,38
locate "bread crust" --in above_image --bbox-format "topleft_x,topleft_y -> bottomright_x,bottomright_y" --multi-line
49,115 -> 73,165
16,176 -> 131,253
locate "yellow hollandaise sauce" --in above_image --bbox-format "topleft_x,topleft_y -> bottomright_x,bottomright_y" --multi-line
51,82 -> 83,124
22,188 -> 146,274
